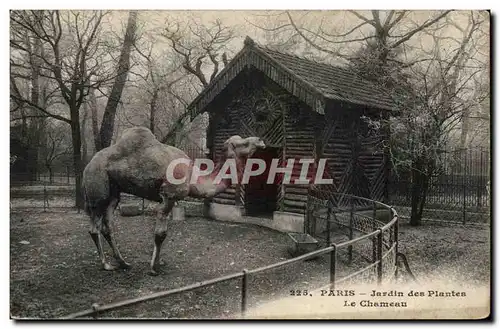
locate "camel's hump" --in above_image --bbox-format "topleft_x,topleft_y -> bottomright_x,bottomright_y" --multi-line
113,127 -> 160,154
108,126 -> 188,162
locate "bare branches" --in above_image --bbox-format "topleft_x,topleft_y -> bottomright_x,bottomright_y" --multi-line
10,75 -> 71,123
348,10 -> 375,26
387,11 -> 407,31
99,10 -> 138,150
161,16 -> 235,87
10,10 -> 111,122
249,10 -> 454,67
285,11 -> 349,59
390,10 -> 452,49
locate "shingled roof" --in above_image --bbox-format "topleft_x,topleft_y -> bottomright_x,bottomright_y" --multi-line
187,36 -> 394,118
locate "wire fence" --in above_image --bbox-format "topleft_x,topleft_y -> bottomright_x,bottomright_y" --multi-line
10,167 -> 76,187
58,193 -> 399,319
388,147 -> 490,224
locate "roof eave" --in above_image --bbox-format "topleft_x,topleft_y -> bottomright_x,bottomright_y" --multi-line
187,39 -> 328,118
323,94 -> 395,112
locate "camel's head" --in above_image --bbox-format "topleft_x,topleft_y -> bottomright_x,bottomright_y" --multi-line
224,135 -> 266,159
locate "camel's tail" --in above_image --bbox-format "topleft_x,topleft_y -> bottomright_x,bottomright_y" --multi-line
82,163 -> 112,218
82,181 -> 107,218
82,182 -> 92,216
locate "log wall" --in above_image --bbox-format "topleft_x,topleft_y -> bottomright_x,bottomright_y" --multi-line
206,70 -> 388,215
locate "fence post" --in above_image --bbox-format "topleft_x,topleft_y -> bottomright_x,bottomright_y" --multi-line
241,269 -> 249,318
348,197 -> 354,264
91,303 -> 99,319
43,183 -> 48,212
372,202 -> 377,263
330,244 -> 337,289
326,202 -> 332,246
477,150 -> 483,208
462,151 -> 467,225
393,208 -> 399,280
311,199 -> 317,237
305,195 -> 311,235
377,229 -> 383,285
142,198 -> 145,217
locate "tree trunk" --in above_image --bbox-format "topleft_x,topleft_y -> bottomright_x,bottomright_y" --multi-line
409,159 -> 431,226
26,37 -> 42,182
70,105 -> 84,209
460,105 -> 471,150
98,10 -> 137,150
47,164 -> 53,184
81,102 -> 89,165
149,88 -> 158,135
410,168 -> 423,226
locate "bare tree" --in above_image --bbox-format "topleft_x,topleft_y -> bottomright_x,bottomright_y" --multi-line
88,87 -> 101,152
156,16 -> 236,146
42,120 -> 72,183
162,17 -> 234,87
251,10 -> 489,225
131,38 -> 186,138
97,10 -> 138,150
10,10 -> 128,207
10,20 -> 57,181
366,11 -> 489,225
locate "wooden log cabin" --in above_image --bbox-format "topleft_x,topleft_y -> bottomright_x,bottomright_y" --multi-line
186,36 -> 394,230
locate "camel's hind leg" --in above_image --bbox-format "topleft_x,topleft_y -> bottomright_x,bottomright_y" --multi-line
149,198 -> 176,276
88,214 -> 116,271
101,197 -> 131,269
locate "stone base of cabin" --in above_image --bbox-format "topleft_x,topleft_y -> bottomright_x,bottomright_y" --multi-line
205,203 -> 305,233
272,211 -> 305,233
171,204 -> 185,221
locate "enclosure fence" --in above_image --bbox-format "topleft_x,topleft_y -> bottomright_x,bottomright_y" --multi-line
60,193 -> 399,319
388,146 -> 490,224
10,166 -> 76,187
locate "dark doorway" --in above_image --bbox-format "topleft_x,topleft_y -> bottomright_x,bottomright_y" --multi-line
245,147 -> 280,217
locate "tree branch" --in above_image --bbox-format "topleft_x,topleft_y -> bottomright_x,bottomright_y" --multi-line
390,10 -> 452,49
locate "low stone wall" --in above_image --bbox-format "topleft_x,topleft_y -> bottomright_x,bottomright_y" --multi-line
206,203 -> 304,233
117,199 -> 306,233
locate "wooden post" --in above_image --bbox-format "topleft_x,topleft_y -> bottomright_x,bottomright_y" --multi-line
377,229 -> 383,285
463,151 -> 467,225
305,195 -> 311,235
330,244 -> 337,289
393,208 -> 399,280
91,303 -> 99,319
477,150 -> 483,208
43,183 -> 48,212
326,202 -> 332,246
348,197 -> 354,264
372,201 -> 377,263
142,198 -> 145,217
241,270 -> 249,317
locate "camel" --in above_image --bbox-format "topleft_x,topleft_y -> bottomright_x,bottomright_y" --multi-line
82,126 -> 265,275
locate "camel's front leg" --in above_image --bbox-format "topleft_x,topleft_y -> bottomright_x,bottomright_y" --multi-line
149,198 -> 176,276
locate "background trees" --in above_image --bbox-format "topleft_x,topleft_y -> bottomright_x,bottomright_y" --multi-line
10,10 -> 135,207
248,10 -> 489,225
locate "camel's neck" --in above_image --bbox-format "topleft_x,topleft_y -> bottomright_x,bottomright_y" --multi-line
210,154 -> 247,186
190,154 -> 247,199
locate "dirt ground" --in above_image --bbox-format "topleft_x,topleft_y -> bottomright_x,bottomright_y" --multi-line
10,208 -> 490,319
10,209 -> 335,319
397,220 -> 490,285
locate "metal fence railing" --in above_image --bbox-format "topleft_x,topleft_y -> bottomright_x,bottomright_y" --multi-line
388,147 -> 490,224
11,167 -> 76,187
58,193 -> 399,319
